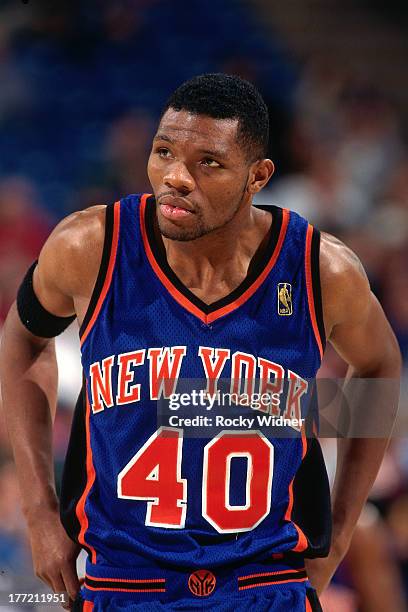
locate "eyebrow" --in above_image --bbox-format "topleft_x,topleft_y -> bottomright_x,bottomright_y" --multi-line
154,133 -> 174,144
153,133 -> 228,159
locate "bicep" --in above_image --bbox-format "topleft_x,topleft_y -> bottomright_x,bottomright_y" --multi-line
32,205 -> 106,320
34,242 -> 76,318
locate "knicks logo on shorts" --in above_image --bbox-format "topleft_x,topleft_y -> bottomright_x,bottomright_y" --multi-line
278,282 -> 293,316
188,569 -> 216,596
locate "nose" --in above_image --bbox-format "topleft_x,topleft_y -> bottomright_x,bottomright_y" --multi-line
163,161 -> 195,194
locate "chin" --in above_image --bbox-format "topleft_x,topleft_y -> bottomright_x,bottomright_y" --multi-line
158,218 -> 209,242
159,227 -> 204,242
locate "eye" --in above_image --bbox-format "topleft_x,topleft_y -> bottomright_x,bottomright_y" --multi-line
157,147 -> 172,158
201,158 -> 221,168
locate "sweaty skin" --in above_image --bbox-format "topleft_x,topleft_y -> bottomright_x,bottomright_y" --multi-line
0,110 -> 401,606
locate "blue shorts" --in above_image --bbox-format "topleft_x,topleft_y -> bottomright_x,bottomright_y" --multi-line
73,557 -> 322,611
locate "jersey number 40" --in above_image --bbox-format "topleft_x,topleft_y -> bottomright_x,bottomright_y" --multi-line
117,427 -> 274,533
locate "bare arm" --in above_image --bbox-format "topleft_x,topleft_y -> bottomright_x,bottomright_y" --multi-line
0,206 -> 105,605
306,232 -> 401,593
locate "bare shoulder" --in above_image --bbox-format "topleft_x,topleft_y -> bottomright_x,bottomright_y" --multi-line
320,232 -> 371,335
35,205 -> 107,315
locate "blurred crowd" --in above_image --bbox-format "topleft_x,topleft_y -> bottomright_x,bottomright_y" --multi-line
0,0 -> 407,610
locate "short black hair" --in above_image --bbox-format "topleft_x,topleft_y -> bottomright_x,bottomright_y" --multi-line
161,73 -> 269,162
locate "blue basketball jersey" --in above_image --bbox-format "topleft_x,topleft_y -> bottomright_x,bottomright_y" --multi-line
60,193 -> 330,576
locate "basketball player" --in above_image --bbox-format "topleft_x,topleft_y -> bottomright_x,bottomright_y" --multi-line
0,74 -> 401,611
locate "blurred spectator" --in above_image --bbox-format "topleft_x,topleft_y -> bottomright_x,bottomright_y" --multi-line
103,111 -> 154,196
339,506 -> 406,612
0,176 -> 51,322
336,82 -> 404,202
260,140 -> 369,230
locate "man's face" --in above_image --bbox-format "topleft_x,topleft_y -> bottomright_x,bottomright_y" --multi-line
147,108 -> 253,241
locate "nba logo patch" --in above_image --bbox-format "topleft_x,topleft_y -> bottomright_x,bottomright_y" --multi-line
278,283 -> 293,316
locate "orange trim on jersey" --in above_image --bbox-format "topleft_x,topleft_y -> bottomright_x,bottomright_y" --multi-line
139,194 -> 206,321
306,595 -> 313,612
140,194 -> 290,324
284,425 -> 308,553
305,224 -> 324,359
86,574 -> 165,584
83,602 -> 94,612
206,208 -> 289,324
285,475 -> 294,522
238,567 -> 306,581
75,391 -> 97,563
239,577 -> 308,591
85,585 -> 166,593
80,201 -> 121,347
285,425 -> 307,521
292,523 -> 308,552
301,423 -> 307,460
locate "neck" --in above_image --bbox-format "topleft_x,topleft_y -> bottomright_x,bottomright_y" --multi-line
154,203 -> 273,294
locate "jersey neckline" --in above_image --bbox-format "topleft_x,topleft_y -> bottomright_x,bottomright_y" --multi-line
139,193 -> 289,325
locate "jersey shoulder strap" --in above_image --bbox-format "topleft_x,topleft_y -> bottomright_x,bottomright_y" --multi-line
79,200 -> 120,344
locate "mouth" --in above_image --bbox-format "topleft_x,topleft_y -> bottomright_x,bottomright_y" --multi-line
158,194 -> 195,220
158,194 -> 195,212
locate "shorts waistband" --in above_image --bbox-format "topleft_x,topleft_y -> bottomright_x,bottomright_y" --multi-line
84,555 -> 309,600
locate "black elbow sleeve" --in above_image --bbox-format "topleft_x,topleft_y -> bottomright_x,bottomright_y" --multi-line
16,261 -> 76,338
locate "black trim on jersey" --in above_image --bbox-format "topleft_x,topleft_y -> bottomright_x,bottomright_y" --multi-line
304,381 -> 319,438
59,382 -> 92,557
292,436 -> 332,558
71,593 -> 84,612
238,569 -> 307,589
306,588 -> 324,612
84,576 -> 166,592
310,228 -> 326,349
79,203 -> 115,339
145,195 -> 283,315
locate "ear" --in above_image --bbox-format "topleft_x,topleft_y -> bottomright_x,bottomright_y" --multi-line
247,159 -> 275,195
